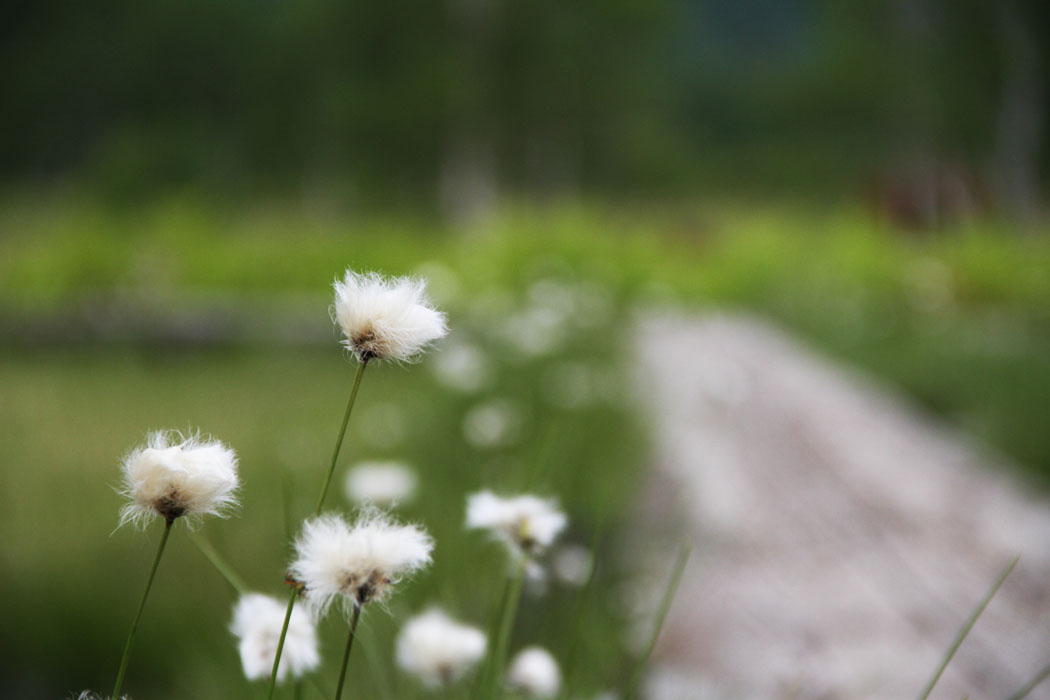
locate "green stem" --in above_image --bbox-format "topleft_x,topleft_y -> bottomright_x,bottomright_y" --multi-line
315,360 -> 368,515
112,518 -> 174,700
487,561 -> 527,699
623,543 -> 691,700
917,555 -> 1019,700
188,531 -> 249,595
266,589 -> 299,698
266,361 -> 369,700
334,605 -> 363,700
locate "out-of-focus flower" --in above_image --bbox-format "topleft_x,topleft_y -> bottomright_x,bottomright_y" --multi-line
552,544 -> 594,587
289,510 -> 433,616
119,430 -> 239,527
396,609 -> 486,687
432,342 -> 494,393
462,399 -> 522,449
499,307 -> 568,358
344,461 -> 417,506
506,646 -> 561,698
230,593 -> 320,683
466,491 -> 566,558
332,270 -> 448,363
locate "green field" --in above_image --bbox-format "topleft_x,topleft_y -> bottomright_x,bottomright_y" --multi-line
1,198 -> 1049,698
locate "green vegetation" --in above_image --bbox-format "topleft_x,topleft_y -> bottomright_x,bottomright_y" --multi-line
1,198 -> 1048,698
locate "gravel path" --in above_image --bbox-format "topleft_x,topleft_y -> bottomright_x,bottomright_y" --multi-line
633,313 -> 1050,700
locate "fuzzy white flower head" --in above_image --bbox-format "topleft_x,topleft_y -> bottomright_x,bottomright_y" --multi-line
344,461 -> 417,506
506,646 -> 561,698
332,270 -> 448,363
230,593 -> 320,683
119,430 -> 239,527
466,491 -> 567,558
289,510 -> 433,616
396,609 -> 486,687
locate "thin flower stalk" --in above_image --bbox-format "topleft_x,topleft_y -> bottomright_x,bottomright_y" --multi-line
111,430 -> 239,699
268,269 -> 446,700
266,360 -> 368,700
622,543 -> 691,700
333,605 -> 363,700
189,531 -> 249,596
111,520 -> 174,700
484,561 -> 527,700
917,555 -> 1019,700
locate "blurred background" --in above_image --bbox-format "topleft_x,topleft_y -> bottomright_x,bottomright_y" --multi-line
2,0 -> 1050,698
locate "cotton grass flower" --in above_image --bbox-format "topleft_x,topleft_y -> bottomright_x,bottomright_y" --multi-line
332,270 -> 448,363
552,544 -> 594,587
289,510 -> 433,616
396,609 -> 486,687
119,430 -> 239,527
432,341 -> 493,393
344,461 -> 417,506
230,593 -> 320,683
466,491 -> 567,558
462,399 -> 523,449
506,646 -> 561,698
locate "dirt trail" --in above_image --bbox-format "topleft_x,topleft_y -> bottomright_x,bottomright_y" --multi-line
633,313 -> 1050,700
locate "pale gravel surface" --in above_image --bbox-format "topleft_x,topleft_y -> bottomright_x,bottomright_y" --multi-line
633,313 -> 1050,700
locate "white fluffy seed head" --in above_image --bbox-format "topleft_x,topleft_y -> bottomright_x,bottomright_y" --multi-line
506,646 -> 561,698
119,430 -> 239,527
466,491 -> 567,558
396,609 -> 486,687
230,593 -> 320,683
289,510 -> 434,617
344,461 -> 417,506
332,270 -> 448,363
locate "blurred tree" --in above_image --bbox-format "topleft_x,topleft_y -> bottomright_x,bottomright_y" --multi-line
2,0 -> 1050,217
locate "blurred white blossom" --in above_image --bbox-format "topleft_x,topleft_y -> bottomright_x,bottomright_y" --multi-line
396,609 -> 486,687
432,342 -> 494,393
506,646 -> 561,698
462,399 -> 523,449
552,544 -> 594,587
344,461 -> 417,506
230,593 -> 320,683
466,491 -> 567,558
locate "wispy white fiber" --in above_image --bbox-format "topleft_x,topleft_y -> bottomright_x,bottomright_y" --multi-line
506,646 -> 561,698
332,270 -> 448,363
396,609 -> 486,687
119,430 -> 239,527
289,510 -> 433,616
344,461 -> 417,506
466,491 -> 567,558
230,593 -> 320,683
